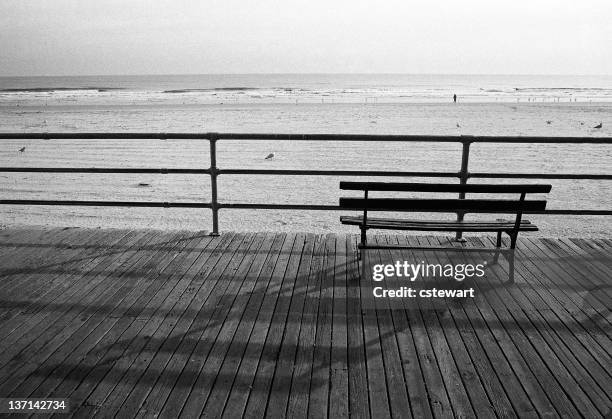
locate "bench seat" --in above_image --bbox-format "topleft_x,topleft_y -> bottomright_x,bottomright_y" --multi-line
340,216 -> 539,232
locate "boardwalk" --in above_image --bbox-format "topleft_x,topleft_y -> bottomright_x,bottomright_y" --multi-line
0,227 -> 610,418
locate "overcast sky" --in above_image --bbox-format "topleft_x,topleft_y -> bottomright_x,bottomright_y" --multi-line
1,0 -> 610,76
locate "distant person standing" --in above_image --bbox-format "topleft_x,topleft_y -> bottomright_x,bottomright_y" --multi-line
453,94 -> 457,103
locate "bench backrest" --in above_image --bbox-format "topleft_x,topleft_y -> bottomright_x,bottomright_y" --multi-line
339,182 -> 551,214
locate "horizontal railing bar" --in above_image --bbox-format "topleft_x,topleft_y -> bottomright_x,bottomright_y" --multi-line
0,132 -> 611,144
0,133 -> 206,140
223,169 -> 611,180
0,200 -> 609,215
0,167 -> 211,174
531,209 -> 612,215
1,167 -> 608,180
219,203 -> 339,210
0,200 -> 212,208
218,203 -> 612,215
469,173 -> 612,180
218,134 -> 467,142
217,134 -> 612,144
218,169 -> 459,177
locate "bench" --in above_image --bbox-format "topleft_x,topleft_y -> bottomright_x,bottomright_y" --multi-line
339,181 -> 552,282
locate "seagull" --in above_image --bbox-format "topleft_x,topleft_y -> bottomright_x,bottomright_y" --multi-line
593,122 -> 603,129
18,147 -> 26,152
264,153 -> 275,160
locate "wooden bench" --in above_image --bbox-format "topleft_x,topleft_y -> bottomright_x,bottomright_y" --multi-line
339,181 -> 552,282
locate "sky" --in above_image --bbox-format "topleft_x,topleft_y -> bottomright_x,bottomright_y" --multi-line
1,0 -> 611,76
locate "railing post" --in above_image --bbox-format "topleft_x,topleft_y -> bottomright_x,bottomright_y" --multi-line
455,139 -> 472,241
209,133 -> 220,236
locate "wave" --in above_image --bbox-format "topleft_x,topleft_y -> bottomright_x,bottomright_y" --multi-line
514,87 -> 608,92
163,87 -> 262,93
0,87 -> 125,93
162,87 -> 314,93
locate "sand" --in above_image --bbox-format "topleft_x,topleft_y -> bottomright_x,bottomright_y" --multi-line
0,102 -> 610,236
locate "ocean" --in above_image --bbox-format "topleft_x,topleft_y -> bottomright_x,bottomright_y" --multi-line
2,74 -> 612,106
0,74 -> 610,236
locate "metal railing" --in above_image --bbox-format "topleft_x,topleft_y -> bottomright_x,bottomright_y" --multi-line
1,133 -> 611,238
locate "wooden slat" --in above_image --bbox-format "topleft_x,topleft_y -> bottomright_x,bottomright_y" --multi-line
0,229 -> 136,323
340,181 -> 552,193
440,236 -> 598,417
220,233 -> 303,419
28,232 -> 221,403
476,237 -> 612,415
404,235 -> 532,417
174,233 -> 281,415
387,238 -> 455,417
344,235 -> 370,418
0,231 -> 188,396
285,235 -> 326,419
511,238 -> 612,342
369,236 -> 414,418
107,232 -> 238,416
339,197 -> 548,213
523,238 -> 612,327
307,234 -> 336,419
155,233 -> 270,416
401,237 -> 477,418
340,216 -> 538,231
0,227 -> 114,295
0,229 -> 155,365
0,228 -> 610,418
262,234 -> 317,418
377,236 -> 434,419
435,236 -> 559,417
92,233 -> 262,416
359,235 -> 392,418
326,234 -> 349,419
11,231 -> 201,401
69,232 -> 256,417
67,232 -> 242,416
193,233 -> 290,418
0,227 -> 79,273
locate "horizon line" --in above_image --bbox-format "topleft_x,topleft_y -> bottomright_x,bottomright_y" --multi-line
2,72 -> 612,78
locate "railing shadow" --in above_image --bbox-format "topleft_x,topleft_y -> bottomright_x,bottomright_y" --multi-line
10,233 -> 609,413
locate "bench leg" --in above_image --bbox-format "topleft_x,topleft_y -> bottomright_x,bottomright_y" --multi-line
492,231 -> 503,264
507,233 -> 518,284
356,226 -> 365,261
360,226 -> 367,247
507,250 -> 515,284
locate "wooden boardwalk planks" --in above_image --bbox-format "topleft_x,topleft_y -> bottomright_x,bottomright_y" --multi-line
0,227 -> 610,418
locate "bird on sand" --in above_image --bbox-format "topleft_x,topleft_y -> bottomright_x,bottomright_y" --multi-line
264,153 -> 275,160
593,122 -> 603,129
456,123 -> 460,128
546,120 -> 552,125
18,147 -> 26,152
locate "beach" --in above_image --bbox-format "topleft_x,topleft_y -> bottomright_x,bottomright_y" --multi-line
0,75 -> 610,236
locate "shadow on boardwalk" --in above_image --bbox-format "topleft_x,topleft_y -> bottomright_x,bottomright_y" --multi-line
0,228 -> 610,418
